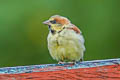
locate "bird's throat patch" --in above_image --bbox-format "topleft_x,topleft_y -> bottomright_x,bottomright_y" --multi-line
48,25 -> 56,34
51,29 -> 56,34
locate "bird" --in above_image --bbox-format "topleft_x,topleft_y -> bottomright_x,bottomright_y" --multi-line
43,15 -> 85,64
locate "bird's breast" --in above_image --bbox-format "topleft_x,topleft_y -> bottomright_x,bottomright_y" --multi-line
47,29 -> 85,61
47,29 -> 83,47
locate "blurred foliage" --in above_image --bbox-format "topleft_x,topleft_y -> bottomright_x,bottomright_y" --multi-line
0,0 -> 120,67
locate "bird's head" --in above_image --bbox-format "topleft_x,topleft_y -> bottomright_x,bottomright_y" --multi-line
43,15 -> 71,34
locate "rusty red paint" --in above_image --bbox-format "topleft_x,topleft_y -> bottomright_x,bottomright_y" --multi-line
0,65 -> 120,80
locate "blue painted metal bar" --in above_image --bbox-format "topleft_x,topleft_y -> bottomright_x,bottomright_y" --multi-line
0,58 -> 120,74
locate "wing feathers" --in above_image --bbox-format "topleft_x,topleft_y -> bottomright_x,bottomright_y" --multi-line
67,24 -> 81,34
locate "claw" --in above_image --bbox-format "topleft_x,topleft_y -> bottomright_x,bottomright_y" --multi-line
58,61 -> 66,64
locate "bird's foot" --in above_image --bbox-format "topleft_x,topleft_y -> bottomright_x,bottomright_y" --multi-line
58,60 -> 82,65
67,62 -> 75,65
58,61 -> 66,64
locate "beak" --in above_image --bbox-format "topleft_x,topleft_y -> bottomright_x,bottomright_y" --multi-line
43,20 -> 50,25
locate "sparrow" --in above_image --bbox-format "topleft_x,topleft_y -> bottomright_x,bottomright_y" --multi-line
43,15 -> 85,64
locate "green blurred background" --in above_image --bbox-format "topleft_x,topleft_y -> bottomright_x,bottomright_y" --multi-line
0,0 -> 120,67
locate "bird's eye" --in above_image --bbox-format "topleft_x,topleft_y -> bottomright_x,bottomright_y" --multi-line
50,20 -> 56,24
